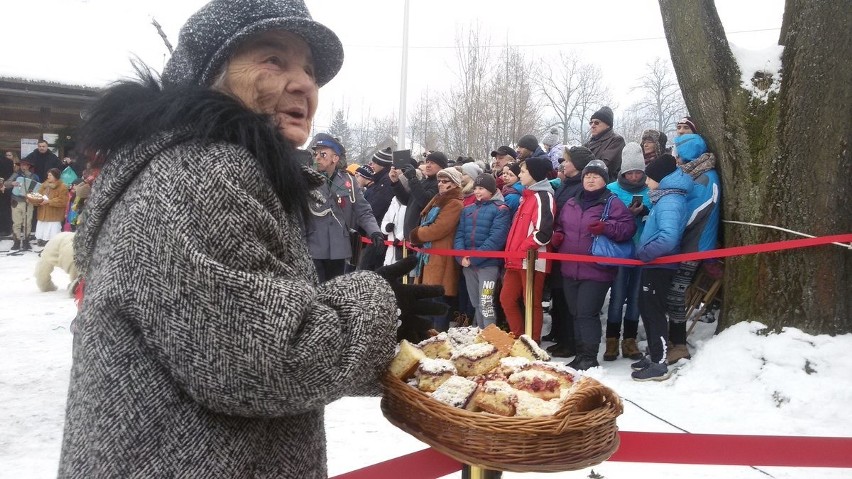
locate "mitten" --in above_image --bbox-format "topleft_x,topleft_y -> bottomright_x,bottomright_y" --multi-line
551,231 -> 565,248
587,220 -> 606,235
376,257 -> 448,342
370,232 -> 386,249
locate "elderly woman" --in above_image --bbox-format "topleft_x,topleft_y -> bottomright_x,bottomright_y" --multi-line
551,159 -> 636,370
410,167 -> 464,331
58,1 -> 441,477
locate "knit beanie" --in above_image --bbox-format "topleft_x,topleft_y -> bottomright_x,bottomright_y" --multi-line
473,173 -> 497,195
542,127 -> 560,147
567,146 -> 595,171
590,106 -> 614,127
517,134 -> 539,152
677,116 -> 698,134
355,164 -> 374,181
673,134 -> 707,162
371,147 -> 393,167
425,151 -> 449,169
505,161 -> 521,177
581,159 -> 610,183
620,142 -> 645,174
161,0 -> 343,88
460,162 -> 483,179
524,157 -> 552,182
645,154 -> 677,182
437,167 -> 462,187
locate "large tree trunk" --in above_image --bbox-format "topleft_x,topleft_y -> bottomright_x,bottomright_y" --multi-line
659,0 -> 851,334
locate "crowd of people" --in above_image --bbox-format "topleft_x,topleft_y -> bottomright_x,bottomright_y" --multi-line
317,108 -> 721,382
1,140 -> 96,252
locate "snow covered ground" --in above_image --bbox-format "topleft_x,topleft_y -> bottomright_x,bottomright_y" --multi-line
1,245 -> 850,479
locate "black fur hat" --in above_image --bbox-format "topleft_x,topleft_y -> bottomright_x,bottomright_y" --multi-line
162,0 -> 343,88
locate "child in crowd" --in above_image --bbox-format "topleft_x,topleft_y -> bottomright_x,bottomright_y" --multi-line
500,157 -> 555,342
632,154 -> 693,381
454,174 -> 512,328
499,162 -> 524,214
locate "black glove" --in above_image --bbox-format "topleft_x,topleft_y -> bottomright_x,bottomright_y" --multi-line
370,232 -> 386,249
403,167 -> 418,180
376,256 -> 448,343
384,222 -> 395,233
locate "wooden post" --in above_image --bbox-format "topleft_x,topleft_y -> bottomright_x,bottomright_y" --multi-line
401,241 -> 408,285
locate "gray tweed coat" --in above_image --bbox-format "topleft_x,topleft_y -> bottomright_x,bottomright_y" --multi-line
58,130 -> 398,478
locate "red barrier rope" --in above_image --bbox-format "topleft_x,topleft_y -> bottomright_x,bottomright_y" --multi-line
330,431 -> 852,479
368,233 -> 852,266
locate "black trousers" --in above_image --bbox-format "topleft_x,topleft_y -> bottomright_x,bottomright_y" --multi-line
639,268 -> 676,363
313,259 -> 346,283
562,278 -> 611,348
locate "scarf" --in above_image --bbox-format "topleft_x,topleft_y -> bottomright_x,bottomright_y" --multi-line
579,187 -> 609,210
680,152 -> 716,179
413,205 -> 442,278
649,187 -> 686,204
617,174 -> 647,193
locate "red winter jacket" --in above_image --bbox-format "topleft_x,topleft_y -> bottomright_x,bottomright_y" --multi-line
504,181 -> 555,273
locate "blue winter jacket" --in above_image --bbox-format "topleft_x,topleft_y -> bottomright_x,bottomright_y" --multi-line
636,168 -> 693,266
681,169 -> 721,253
607,180 -> 651,244
453,193 -> 512,268
501,181 -> 524,214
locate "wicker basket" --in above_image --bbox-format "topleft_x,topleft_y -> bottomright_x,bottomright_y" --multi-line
381,373 -> 622,473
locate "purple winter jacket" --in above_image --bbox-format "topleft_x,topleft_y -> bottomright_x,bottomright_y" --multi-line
552,191 -> 636,282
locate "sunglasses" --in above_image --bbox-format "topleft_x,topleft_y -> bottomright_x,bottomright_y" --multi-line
589,120 -> 601,126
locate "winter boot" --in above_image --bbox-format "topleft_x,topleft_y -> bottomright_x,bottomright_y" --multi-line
667,343 -> 691,365
631,362 -> 673,382
568,343 -> 600,370
621,338 -> 644,360
603,337 -> 619,361
631,356 -> 652,371
549,343 -> 577,358
10,239 -> 20,251
21,239 -> 31,251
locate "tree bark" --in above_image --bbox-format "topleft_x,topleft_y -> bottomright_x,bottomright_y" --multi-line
659,0 -> 851,334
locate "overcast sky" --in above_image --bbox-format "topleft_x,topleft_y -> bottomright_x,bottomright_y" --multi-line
1,0 -> 784,132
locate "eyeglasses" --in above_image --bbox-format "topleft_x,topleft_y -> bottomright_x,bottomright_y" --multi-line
589,120 -> 601,126
437,179 -> 453,184
316,151 -> 330,159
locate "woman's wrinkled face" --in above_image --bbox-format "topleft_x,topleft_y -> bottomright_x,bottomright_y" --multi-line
221,31 -> 318,146
583,173 -> 606,191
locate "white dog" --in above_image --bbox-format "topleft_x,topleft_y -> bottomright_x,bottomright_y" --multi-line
35,232 -> 78,292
